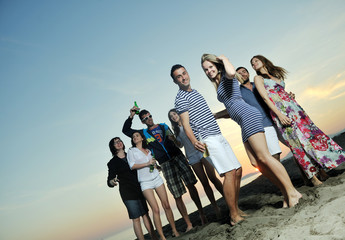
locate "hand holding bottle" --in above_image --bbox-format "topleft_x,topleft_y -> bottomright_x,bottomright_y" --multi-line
130,101 -> 140,117
148,156 -> 156,173
193,140 -> 206,153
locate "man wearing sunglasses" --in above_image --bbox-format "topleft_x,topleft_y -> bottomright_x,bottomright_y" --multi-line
122,106 -> 207,231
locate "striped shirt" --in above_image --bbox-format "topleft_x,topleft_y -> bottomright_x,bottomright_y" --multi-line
175,89 -> 221,140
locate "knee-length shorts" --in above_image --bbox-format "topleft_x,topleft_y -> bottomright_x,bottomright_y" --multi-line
204,134 -> 242,176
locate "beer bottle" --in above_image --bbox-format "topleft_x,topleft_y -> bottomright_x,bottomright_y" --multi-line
134,101 -> 140,115
150,153 -> 155,173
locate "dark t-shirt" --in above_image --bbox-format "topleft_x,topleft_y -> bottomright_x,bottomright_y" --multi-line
107,154 -> 145,201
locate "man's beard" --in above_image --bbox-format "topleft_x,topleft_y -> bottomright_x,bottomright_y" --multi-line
243,78 -> 250,84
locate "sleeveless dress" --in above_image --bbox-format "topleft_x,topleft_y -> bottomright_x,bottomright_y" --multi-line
217,76 -> 264,142
263,78 -> 345,178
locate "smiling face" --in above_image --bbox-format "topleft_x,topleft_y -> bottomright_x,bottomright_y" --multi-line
169,111 -> 180,123
202,60 -> 218,80
132,132 -> 143,145
113,138 -> 124,150
236,68 -> 249,81
141,112 -> 154,126
172,67 -> 191,90
251,57 -> 264,71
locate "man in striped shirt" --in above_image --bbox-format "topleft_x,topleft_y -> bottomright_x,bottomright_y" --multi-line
171,64 -> 245,225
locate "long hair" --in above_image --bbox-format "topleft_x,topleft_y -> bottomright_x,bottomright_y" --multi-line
250,55 -> 288,80
168,108 -> 180,137
109,137 -> 125,156
131,131 -> 149,149
201,54 -> 244,90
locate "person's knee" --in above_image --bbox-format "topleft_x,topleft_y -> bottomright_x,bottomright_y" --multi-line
224,170 -> 235,180
162,201 -> 171,210
235,167 -> 242,177
152,206 -> 160,215
256,154 -> 268,164
195,174 -> 209,186
132,217 -> 141,223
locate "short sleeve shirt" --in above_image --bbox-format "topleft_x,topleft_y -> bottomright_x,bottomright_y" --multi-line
175,89 -> 221,140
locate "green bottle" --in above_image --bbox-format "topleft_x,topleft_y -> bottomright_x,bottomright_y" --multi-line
134,101 -> 140,115
150,153 -> 155,173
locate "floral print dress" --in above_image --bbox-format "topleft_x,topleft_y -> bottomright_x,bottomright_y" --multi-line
264,78 -> 345,179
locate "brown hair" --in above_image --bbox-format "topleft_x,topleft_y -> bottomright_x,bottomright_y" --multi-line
250,55 -> 288,80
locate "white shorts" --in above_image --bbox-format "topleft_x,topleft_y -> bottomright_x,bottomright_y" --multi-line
273,124 -> 289,148
140,175 -> 164,191
264,126 -> 282,156
203,134 -> 241,175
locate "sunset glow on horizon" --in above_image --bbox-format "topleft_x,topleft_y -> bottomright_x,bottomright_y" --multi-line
1,1 -> 345,240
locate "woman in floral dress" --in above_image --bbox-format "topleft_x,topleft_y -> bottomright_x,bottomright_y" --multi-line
251,55 -> 345,186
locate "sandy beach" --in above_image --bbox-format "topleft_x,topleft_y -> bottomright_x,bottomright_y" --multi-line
149,131 -> 345,240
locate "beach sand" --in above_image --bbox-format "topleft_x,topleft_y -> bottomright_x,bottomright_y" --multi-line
151,132 -> 345,240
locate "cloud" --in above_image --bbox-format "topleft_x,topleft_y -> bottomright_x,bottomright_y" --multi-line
303,71 -> 345,100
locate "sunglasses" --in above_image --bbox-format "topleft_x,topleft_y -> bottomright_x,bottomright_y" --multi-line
141,115 -> 152,122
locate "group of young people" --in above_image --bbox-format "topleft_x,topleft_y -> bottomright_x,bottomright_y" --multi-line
107,54 -> 345,240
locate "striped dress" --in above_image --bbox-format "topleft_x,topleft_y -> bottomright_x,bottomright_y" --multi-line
217,76 -> 264,142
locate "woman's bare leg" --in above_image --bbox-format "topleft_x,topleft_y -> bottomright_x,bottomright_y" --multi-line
246,132 -> 302,207
142,214 -> 159,240
155,184 -> 180,237
142,189 -> 166,240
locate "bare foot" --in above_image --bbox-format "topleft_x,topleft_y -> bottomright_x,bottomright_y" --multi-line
230,214 -> 244,226
311,175 -> 323,186
282,198 -> 288,208
288,189 -> 302,208
238,208 -> 249,217
185,225 -> 193,233
172,230 -> 180,237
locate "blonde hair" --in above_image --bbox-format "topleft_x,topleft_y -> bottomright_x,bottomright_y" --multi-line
201,53 -> 244,90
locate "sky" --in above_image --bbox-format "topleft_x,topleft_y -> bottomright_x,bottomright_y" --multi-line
1,0 -> 345,239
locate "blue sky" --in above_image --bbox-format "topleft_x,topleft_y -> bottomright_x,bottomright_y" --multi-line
1,1 -> 345,239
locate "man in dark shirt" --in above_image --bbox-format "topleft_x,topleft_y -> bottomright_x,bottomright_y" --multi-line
122,106 -> 207,230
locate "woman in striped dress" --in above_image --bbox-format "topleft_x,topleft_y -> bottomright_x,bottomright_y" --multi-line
201,53 -> 302,208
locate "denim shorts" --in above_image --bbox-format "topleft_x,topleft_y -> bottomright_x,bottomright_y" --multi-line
187,151 -> 203,165
123,198 -> 149,219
